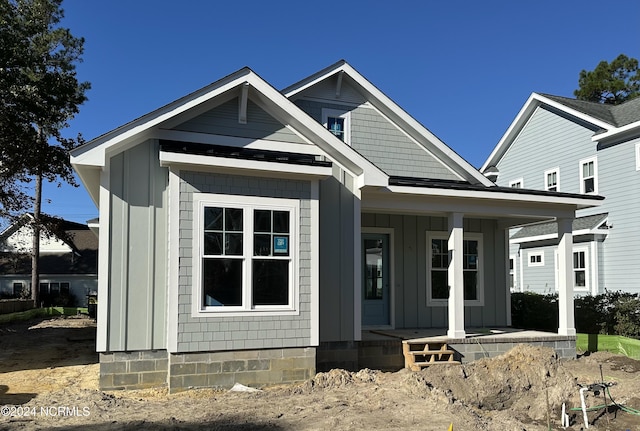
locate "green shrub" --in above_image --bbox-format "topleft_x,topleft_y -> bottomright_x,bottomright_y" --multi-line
513,290 -> 640,337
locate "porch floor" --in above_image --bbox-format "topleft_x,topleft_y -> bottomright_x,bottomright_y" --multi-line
362,327 -> 574,344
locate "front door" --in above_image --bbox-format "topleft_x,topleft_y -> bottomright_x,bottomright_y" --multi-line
362,233 -> 390,327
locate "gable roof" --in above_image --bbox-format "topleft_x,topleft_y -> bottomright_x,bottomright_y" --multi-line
71,66 -> 389,205
482,93 -> 640,172
283,60 -> 494,187
0,215 -> 98,275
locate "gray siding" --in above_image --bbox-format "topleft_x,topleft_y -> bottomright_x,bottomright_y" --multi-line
294,101 -> 460,180
496,106 -> 597,194
499,105 -> 640,294
362,214 -> 508,328
108,140 -> 168,351
173,98 -> 306,144
177,172 -> 312,352
518,244 -> 557,294
319,176 -> 355,342
596,136 -> 640,293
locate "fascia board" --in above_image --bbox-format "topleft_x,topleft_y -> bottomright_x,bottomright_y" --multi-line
338,62 -> 493,187
70,68 -> 254,167
481,93 -> 540,172
387,185 -> 603,209
248,73 -> 388,187
285,62 -> 489,186
481,93 -> 614,172
592,120 -> 640,141
159,151 -> 333,179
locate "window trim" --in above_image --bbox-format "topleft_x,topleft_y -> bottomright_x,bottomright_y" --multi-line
426,232 -> 484,307
509,178 -> 524,188
322,108 -> 351,146
636,142 -> 640,171
572,246 -> 590,292
579,157 -> 598,195
192,193 -> 300,317
527,251 -> 544,267
544,167 -> 560,192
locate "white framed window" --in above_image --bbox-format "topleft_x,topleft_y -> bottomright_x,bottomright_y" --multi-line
579,157 -> 598,194
544,168 -> 559,192
427,232 -> 483,306
527,251 -> 544,267
322,108 -> 351,145
573,247 -> 589,291
509,178 -> 524,188
636,142 -> 640,171
192,193 -> 299,316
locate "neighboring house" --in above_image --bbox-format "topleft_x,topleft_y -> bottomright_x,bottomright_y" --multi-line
482,94 -> 640,295
0,214 -> 98,306
70,61 -> 601,392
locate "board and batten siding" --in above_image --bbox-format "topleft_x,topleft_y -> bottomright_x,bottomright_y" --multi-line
176,172 -> 312,352
595,136 -> 640,293
361,213 -> 508,328
173,98 -> 306,144
108,140 -> 168,351
318,175 -> 356,342
496,106 -> 598,194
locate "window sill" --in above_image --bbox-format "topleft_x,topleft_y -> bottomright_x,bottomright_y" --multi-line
192,308 -> 300,318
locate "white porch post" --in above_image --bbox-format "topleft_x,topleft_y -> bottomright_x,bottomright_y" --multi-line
557,217 -> 576,336
447,212 -> 465,338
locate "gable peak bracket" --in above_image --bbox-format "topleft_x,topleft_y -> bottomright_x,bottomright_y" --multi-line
238,82 -> 249,124
335,70 -> 344,98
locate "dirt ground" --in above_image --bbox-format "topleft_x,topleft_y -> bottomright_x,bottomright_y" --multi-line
1,317 -> 640,430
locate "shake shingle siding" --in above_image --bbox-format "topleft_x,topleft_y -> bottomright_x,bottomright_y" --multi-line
173,98 -> 306,144
295,99 -> 460,180
176,171 -> 312,352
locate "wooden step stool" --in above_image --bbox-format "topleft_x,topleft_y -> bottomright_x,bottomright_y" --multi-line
402,340 -> 460,371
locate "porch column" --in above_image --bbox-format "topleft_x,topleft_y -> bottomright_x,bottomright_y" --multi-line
447,212 -> 465,338
557,217 -> 576,336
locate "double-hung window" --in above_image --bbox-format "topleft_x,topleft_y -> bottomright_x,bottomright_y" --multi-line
509,178 -> 523,188
580,157 -> 597,194
427,233 -> 483,306
544,168 -> 559,192
193,193 -> 298,314
573,247 -> 589,291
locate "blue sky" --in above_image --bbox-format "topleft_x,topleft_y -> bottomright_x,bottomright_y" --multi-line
42,0 -> 640,224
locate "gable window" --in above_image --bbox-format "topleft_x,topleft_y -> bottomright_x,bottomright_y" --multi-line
193,193 -> 298,314
544,168 -> 559,192
322,108 -> 351,145
509,178 -> 523,188
427,233 -> 483,306
573,247 -> 589,291
528,251 -> 544,267
580,157 -> 597,194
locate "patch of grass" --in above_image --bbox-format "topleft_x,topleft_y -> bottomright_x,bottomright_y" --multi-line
576,333 -> 640,360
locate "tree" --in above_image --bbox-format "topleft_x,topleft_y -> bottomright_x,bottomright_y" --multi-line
0,0 -> 90,306
574,54 -> 640,105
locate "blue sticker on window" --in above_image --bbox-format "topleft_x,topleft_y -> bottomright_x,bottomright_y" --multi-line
274,236 -> 288,254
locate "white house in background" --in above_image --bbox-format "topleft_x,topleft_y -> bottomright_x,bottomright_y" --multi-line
0,214 -> 98,306
482,93 -> 640,295
70,61 -> 601,392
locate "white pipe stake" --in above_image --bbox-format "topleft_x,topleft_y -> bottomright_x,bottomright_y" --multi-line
580,387 -> 589,429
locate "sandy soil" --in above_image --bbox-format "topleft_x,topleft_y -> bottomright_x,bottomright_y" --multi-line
1,316 -> 640,430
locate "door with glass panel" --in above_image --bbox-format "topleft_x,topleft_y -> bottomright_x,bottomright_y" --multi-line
362,233 -> 390,326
